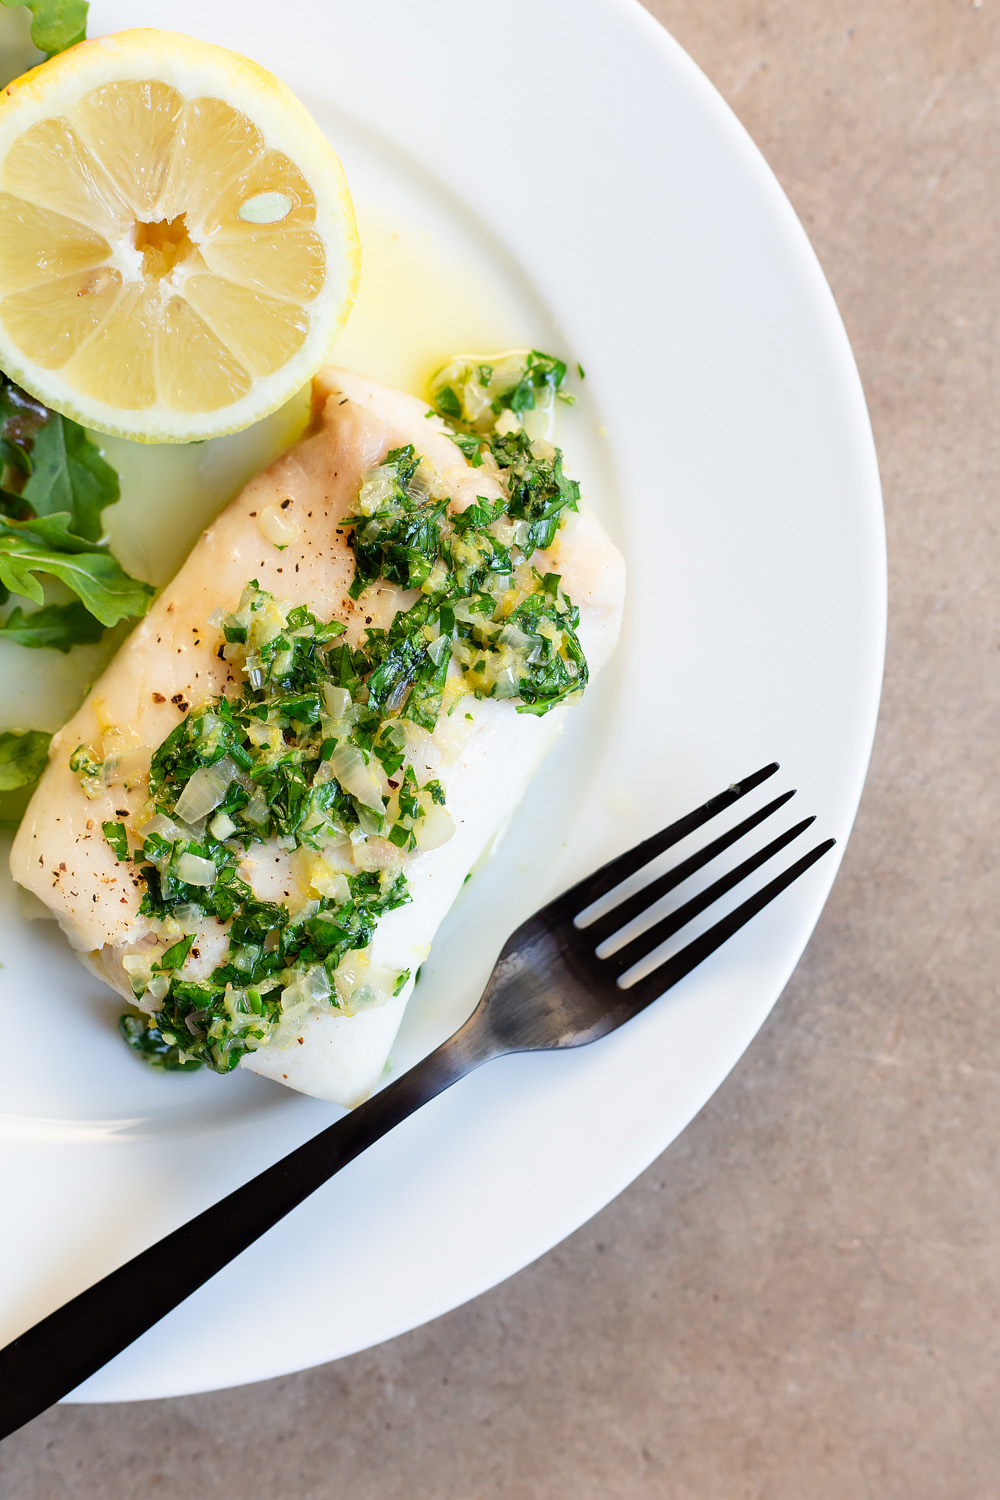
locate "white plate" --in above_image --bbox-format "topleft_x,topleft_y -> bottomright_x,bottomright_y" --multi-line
0,0 -> 884,1400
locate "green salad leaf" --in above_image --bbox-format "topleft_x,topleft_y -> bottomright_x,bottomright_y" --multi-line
0,379 -> 119,543
0,527 -> 153,626
0,598 -> 105,650
0,386 -> 149,643
0,0 -> 88,57
21,410 -> 119,541
0,728 -> 50,791
0,507 -> 113,553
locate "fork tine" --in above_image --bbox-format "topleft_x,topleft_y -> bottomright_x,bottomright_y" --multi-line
549,763 -> 781,918
600,815 -> 818,977
620,837 -> 836,1010
580,788 -> 797,946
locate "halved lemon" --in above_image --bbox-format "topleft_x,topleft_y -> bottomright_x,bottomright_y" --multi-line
0,28 -> 360,441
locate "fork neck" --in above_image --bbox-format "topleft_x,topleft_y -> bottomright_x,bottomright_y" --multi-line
439,995 -> 507,1073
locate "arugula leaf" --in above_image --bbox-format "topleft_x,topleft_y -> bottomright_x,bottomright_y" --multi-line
0,728 -> 50,791
0,386 -> 45,509
0,533 -> 152,626
0,408 -> 146,640
22,411 -> 119,541
0,599 -> 104,650
0,0 -> 87,56
0,439 -> 30,477
0,508 -> 109,553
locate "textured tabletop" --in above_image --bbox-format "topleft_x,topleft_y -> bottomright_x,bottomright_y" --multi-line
3,2 -> 997,1496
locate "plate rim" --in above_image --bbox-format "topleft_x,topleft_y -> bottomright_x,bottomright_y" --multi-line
0,0 -> 885,1401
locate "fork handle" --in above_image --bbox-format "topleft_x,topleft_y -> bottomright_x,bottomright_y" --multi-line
0,1013 -> 495,1440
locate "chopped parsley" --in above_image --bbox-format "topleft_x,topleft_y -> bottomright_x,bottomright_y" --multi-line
341,352 -> 589,720
120,586 -> 433,1070
429,349 -> 575,435
101,819 -> 128,861
119,1012 -> 204,1072
346,444 -> 448,597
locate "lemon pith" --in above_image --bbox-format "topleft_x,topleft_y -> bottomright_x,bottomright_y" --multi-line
0,28 -> 360,442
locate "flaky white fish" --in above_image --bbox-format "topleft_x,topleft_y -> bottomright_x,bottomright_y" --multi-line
10,368 -> 625,1105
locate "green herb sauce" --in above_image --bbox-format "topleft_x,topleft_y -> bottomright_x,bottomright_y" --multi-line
118,350 -> 588,1073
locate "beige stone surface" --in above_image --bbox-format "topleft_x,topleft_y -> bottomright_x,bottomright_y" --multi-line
2,1 -> 998,1495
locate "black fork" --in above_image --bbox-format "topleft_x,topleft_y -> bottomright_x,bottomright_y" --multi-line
0,762 -> 833,1439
